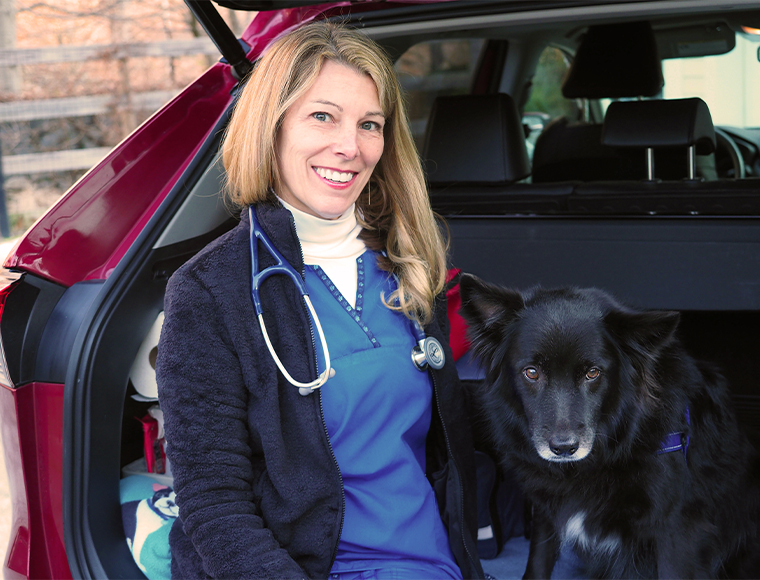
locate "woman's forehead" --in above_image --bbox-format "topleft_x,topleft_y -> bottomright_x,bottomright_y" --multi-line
297,60 -> 384,113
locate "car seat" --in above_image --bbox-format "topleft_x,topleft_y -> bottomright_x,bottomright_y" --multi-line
422,93 -> 530,185
601,97 -> 716,181
421,93 -> 573,215
531,21 -> 664,183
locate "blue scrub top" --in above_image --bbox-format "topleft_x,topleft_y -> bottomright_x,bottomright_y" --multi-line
305,251 -> 461,579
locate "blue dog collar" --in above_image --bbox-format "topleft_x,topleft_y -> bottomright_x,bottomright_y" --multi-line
656,406 -> 691,461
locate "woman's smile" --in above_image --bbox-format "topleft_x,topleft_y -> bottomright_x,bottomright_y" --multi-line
275,60 -> 385,219
313,166 -> 358,186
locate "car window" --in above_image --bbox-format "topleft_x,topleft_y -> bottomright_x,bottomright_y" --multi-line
523,46 -> 578,154
596,34 -> 760,129
394,39 -> 486,151
661,34 -> 760,129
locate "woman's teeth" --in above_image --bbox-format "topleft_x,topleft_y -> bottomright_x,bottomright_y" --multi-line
315,167 -> 355,183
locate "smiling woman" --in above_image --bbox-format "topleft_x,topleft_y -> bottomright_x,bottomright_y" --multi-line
222,22 -> 448,323
275,60 -> 385,220
155,20 -> 484,580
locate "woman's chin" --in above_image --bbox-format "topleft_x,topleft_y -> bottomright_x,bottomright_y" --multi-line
312,205 -> 355,220
309,193 -> 361,220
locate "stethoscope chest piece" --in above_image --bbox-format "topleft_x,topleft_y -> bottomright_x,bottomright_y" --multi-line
412,336 -> 446,371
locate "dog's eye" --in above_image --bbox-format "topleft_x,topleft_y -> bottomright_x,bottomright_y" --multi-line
523,367 -> 540,381
586,367 -> 601,381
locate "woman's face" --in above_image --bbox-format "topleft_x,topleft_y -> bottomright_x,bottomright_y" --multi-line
275,60 -> 385,220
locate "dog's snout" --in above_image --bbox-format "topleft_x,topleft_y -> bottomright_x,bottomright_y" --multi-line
549,433 -> 580,457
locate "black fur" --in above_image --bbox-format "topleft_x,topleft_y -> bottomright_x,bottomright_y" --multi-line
458,274 -> 760,579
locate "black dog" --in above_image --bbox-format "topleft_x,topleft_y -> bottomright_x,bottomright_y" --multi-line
458,274 -> 760,579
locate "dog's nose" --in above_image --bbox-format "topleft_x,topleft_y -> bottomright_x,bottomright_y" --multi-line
549,435 -> 579,457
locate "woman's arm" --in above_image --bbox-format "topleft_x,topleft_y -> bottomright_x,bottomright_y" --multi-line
157,268 -> 307,579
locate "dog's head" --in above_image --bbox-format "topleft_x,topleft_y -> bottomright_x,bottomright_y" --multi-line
459,274 -> 679,464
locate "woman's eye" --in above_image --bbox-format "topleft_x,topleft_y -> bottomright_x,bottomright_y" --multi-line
313,112 -> 329,122
586,367 -> 601,381
523,367 -> 539,381
361,121 -> 381,131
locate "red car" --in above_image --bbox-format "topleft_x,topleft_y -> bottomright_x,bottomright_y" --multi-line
2,0 -> 760,577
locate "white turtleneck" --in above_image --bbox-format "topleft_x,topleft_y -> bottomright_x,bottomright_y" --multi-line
278,197 -> 366,308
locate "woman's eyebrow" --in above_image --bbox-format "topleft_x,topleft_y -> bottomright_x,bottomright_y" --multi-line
312,99 -> 385,119
312,99 -> 342,111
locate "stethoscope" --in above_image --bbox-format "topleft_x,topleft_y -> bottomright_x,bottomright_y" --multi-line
248,206 -> 445,397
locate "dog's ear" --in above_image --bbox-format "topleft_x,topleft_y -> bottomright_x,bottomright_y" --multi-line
605,308 -> 681,354
458,273 -> 524,329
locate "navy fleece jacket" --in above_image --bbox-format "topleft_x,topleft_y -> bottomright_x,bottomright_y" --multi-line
156,202 -> 484,579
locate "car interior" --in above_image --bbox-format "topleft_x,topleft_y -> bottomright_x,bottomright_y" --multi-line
55,3 -> 760,577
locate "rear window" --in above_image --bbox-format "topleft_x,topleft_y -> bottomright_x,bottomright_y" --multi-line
661,34 -> 760,129
394,38 -> 486,150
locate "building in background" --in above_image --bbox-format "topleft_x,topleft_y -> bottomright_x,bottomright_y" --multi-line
0,0 -> 252,238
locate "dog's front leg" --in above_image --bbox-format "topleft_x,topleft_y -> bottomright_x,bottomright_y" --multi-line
523,510 -> 560,580
656,528 -> 710,579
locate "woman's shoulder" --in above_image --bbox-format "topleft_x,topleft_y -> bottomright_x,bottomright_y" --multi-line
166,212 -> 249,298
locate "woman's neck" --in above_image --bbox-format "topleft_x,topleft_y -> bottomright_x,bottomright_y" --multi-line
277,197 -> 365,263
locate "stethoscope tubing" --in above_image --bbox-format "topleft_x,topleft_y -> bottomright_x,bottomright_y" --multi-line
249,205 -> 445,395
249,206 -> 332,393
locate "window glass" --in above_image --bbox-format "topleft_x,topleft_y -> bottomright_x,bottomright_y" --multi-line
523,47 -> 578,149
662,35 -> 760,129
597,35 -> 760,129
394,39 -> 486,151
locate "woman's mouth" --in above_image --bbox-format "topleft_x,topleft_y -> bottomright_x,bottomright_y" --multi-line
313,166 -> 357,184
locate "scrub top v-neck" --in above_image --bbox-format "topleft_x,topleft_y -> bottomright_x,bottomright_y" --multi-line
305,250 -> 460,578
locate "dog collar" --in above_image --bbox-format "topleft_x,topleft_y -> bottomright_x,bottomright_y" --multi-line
656,406 -> 691,461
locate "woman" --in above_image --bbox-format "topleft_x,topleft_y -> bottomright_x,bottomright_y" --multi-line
157,21 -> 484,580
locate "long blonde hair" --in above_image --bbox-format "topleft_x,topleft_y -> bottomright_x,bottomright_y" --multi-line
222,21 -> 447,325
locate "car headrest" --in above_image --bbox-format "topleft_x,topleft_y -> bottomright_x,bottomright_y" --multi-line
602,98 -> 716,155
422,93 -> 530,184
562,21 -> 664,99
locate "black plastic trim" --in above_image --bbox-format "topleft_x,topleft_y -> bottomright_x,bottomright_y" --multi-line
212,0 -> 643,13
0,273 -> 66,386
185,0 -> 253,80
35,281 -> 104,384
330,0 -> 647,29
446,215 -> 760,311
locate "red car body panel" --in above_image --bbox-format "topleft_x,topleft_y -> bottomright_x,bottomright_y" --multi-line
0,383 -> 68,580
2,65 -> 236,287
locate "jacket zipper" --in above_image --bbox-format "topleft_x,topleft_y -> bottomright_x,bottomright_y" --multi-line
319,390 -> 345,570
429,369 -> 479,576
287,214 -> 345,572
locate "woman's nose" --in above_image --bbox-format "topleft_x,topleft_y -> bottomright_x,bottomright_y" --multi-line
333,125 -> 360,159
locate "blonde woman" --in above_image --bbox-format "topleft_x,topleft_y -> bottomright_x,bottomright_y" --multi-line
157,21 -> 484,580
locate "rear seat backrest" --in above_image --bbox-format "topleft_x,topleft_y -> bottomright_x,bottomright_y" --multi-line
532,21 -> 664,183
421,93 -> 573,215
567,98 -> 754,216
422,93 -> 530,185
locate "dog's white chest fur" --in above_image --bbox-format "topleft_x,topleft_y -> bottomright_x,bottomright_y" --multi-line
562,512 -> 621,556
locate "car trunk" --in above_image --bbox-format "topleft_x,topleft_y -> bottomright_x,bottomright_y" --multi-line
3,0 -> 754,577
